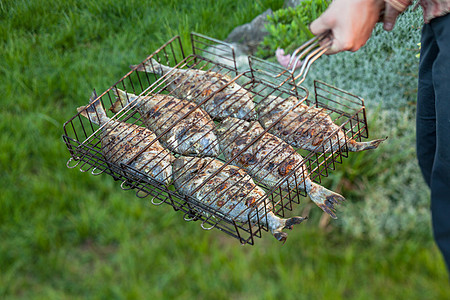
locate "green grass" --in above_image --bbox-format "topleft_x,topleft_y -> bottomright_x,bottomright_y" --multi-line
1,0 -> 449,299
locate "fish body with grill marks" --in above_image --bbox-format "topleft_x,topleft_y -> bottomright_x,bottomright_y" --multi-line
131,58 -> 257,120
259,95 -> 386,153
77,91 -> 173,185
216,117 -> 346,219
111,89 -> 219,157
173,156 -> 306,242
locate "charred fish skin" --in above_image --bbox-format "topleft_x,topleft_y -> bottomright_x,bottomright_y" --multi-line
111,89 -> 220,157
131,58 -> 257,121
216,117 -> 346,219
172,156 -> 306,242
77,90 -> 173,186
259,95 -> 386,153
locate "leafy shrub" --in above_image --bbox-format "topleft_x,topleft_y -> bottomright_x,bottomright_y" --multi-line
261,5 -> 428,241
320,108 -> 431,242
297,7 -> 429,241
256,0 -> 331,58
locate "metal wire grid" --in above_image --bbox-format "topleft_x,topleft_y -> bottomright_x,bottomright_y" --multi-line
63,33 -> 370,244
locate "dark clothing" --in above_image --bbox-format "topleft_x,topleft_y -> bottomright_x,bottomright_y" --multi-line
417,13 -> 450,271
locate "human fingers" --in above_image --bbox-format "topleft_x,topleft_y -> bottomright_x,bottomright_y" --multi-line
310,9 -> 333,36
321,35 -> 340,55
311,21 -> 352,54
383,4 -> 401,31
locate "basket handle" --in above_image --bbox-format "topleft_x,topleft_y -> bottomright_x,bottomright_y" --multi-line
287,32 -> 332,85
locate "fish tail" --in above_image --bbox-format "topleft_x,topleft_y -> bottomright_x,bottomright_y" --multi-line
266,212 -> 307,243
348,136 -> 388,152
77,90 -> 108,125
307,182 -> 345,219
130,58 -> 164,75
110,88 -> 137,113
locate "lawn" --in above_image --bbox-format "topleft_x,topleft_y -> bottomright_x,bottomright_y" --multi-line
1,0 -> 449,299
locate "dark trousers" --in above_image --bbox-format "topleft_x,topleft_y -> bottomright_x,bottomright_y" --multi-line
417,13 -> 450,271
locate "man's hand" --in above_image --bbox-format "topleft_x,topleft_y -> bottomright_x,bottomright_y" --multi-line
310,0 -> 385,54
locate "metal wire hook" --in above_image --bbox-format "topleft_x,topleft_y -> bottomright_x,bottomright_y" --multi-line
120,180 -> 134,190
66,157 -> 80,169
150,196 -> 164,206
79,161 -> 92,173
200,220 -> 216,230
91,167 -> 104,176
183,212 -> 196,221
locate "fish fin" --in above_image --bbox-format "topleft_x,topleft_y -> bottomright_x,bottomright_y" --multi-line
273,231 -> 288,244
77,89 -> 108,125
111,88 -> 135,113
348,136 -> 388,152
307,182 -> 345,219
267,212 -> 307,243
130,58 -> 163,75
77,106 -> 89,120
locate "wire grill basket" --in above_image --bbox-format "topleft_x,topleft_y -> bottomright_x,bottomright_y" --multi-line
63,33 -> 375,245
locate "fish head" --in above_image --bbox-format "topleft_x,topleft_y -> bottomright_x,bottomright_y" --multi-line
173,156 -> 189,173
197,135 -> 220,157
217,117 -> 249,140
258,95 -> 279,115
190,142 -> 203,154
173,156 -> 211,185
258,95 -> 298,117
173,156 -> 207,173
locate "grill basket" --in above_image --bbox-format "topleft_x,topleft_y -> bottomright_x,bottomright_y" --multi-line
63,33 -> 371,245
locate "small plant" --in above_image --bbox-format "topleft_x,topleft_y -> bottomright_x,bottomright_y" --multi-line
256,0 -> 331,58
259,5 -> 428,241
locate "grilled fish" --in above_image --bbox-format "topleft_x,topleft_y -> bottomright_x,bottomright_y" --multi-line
111,89 -> 219,157
259,95 -> 386,153
217,117 -> 345,219
173,156 -> 306,242
77,90 -> 173,185
131,58 -> 257,120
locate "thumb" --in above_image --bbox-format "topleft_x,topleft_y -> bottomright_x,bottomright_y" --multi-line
310,12 -> 332,36
383,4 -> 401,31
